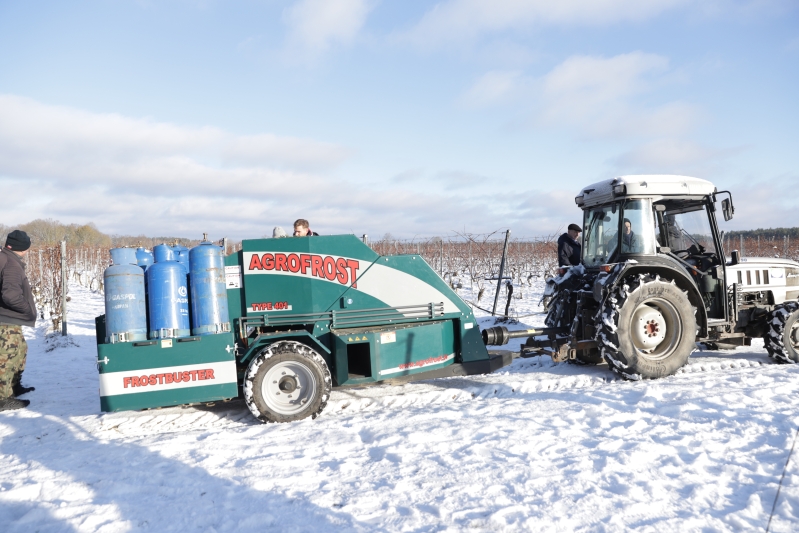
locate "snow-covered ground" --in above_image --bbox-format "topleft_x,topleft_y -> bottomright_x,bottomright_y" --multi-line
2,281 -> 799,532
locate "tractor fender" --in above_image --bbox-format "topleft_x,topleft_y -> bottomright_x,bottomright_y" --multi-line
603,263 -> 708,338
239,331 -> 332,368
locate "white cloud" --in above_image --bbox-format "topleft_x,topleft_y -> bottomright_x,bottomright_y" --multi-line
459,70 -> 526,107
459,53 -> 701,138
0,94 -> 554,239
611,139 -> 744,172
282,0 -> 373,61
535,52 -> 701,139
401,0 -> 690,47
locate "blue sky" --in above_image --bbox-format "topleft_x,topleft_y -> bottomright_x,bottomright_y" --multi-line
0,0 -> 797,240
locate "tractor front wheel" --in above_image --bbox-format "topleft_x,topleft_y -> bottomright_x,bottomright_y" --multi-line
244,341 -> 332,423
596,275 -> 696,380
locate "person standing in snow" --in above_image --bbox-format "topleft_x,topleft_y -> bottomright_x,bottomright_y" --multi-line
0,230 -> 37,411
557,224 -> 582,267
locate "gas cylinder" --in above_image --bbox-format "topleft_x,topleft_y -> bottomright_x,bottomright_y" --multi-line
171,244 -> 190,274
104,248 -> 147,343
189,240 -> 230,335
147,245 -> 190,339
135,247 -> 154,272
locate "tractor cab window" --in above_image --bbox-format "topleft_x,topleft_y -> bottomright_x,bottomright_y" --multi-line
582,204 -> 620,268
659,205 -> 715,257
619,199 -> 657,255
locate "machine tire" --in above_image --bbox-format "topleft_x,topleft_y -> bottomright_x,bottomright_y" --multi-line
244,340 -> 332,423
596,274 -> 696,380
764,302 -> 799,363
569,350 -> 603,366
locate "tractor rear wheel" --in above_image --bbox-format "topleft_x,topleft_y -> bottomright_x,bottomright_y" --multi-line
764,302 -> 799,363
244,341 -> 332,423
596,274 -> 696,380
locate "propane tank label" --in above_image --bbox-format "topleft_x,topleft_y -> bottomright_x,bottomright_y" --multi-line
243,252 -> 361,287
99,360 -> 238,397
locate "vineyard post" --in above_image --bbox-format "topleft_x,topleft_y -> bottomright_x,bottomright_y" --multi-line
439,240 -> 443,277
61,240 -> 68,336
491,230 -> 511,316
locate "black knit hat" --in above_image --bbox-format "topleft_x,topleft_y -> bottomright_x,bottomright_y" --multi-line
568,223 -> 582,233
5,230 -> 31,252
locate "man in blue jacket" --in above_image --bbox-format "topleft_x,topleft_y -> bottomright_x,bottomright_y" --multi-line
0,230 -> 37,411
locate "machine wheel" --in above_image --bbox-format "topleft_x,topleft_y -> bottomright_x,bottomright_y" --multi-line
244,341 -> 332,423
569,350 -> 603,366
596,274 -> 696,380
764,302 -> 799,363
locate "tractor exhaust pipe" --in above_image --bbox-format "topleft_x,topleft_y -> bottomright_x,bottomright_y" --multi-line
482,326 -> 554,346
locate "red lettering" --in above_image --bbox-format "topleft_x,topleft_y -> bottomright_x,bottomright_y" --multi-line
123,377 -> 132,389
205,369 -> 215,379
323,256 -> 337,281
131,376 -> 140,387
198,370 -> 206,380
287,254 -> 300,273
182,371 -> 190,382
275,253 -> 288,271
346,259 -> 360,288
173,372 -> 182,383
140,375 -> 148,386
149,375 -> 157,386
157,374 -> 165,385
262,253 -> 275,270
300,254 -> 312,274
249,254 -> 263,271
336,258 -> 348,284
191,370 -> 198,381
311,255 -> 324,278
165,373 -> 173,384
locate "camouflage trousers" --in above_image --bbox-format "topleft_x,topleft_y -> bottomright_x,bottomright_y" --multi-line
0,324 -> 27,399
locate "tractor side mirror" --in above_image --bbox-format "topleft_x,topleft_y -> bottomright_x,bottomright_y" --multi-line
721,199 -> 734,221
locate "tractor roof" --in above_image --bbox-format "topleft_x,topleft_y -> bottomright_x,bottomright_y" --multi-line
576,175 -> 716,208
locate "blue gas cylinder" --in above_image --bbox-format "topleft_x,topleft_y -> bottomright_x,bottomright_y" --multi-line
153,244 -> 175,263
171,244 -> 190,274
104,249 -> 147,343
135,247 -> 154,272
189,240 -> 230,335
110,247 -> 137,266
147,246 -> 190,339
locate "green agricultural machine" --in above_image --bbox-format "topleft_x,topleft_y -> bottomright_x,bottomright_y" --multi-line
96,235 -> 513,422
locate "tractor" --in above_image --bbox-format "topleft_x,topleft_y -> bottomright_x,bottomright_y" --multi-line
483,175 -> 799,379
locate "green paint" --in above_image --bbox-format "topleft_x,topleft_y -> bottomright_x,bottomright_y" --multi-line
97,332 -> 236,374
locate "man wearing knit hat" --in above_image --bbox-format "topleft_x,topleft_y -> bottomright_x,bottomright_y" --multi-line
0,229 -> 37,411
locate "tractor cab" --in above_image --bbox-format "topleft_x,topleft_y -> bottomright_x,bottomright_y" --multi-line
576,175 -> 734,324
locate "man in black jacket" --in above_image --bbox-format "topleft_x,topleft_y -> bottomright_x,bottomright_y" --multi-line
557,223 -> 582,267
0,230 -> 37,411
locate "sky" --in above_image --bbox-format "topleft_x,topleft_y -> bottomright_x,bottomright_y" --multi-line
0,0 -> 797,241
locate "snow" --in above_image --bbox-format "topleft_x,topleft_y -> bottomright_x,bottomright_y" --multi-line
2,281 -> 799,532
